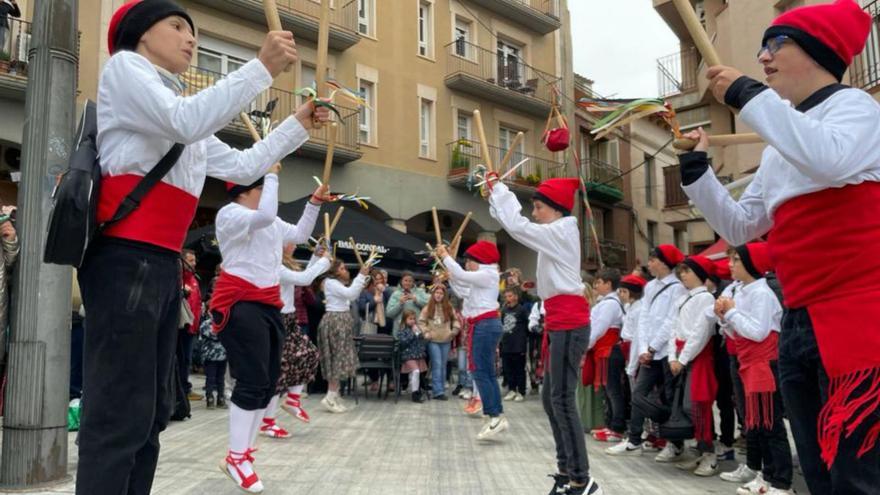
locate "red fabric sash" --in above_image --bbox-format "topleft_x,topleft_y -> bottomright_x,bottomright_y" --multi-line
541,294 -> 591,374
466,311 -> 499,372
676,339 -> 717,444
209,271 -> 283,333
725,335 -> 738,356
769,182 -> 880,466
581,328 -> 620,388
737,332 -> 779,431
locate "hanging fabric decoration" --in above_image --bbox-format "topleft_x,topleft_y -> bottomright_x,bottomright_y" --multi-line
543,89 -> 570,152
579,97 -> 680,141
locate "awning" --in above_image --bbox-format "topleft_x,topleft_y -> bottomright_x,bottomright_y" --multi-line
698,238 -> 729,260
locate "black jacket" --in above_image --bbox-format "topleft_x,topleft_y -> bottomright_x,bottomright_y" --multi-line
500,304 -> 529,354
0,2 -> 21,29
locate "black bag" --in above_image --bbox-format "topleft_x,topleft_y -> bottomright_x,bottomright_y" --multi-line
659,370 -> 694,441
632,388 -> 671,425
43,100 -> 184,267
169,353 -> 191,422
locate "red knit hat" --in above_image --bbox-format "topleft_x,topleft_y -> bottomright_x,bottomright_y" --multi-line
712,259 -> 732,282
682,255 -> 716,284
763,0 -> 872,81
464,241 -> 500,265
619,274 -> 647,294
108,0 -> 194,54
533,178 -> 581,214
735,242 -> 774,279
226,177 -> 264,198
651,244 -> 685,269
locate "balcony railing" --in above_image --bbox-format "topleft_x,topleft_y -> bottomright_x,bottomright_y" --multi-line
663,164 -> 689,208
657,47 -> 699,97
465,0 -> 561,34
445,40 -> 560,117
447,140 -> 565,188
0,18 -> 32,81
181,65 -> 361,162
851,0 -> 880,92
581,158 -> 624,203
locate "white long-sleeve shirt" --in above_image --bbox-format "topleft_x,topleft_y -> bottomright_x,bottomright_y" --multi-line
97,51 -> 309,194
279,256 -> 331,314
636,273 -> 687,360
622,299 -> 644,376
723,278 -> 782,343
488,183 -> 584,299
669,287 -> 716,366
589,292 -> 625,349
682,87 -> 880,246
443,256 -> 499,318
216,174 -> 319,288
324,274 -> 368,312
704,281 -> 741,338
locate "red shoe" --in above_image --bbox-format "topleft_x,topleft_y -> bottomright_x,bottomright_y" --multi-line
642,435 -> 667,451
259,418 -> 290,439
594,429 -> 624,442
464,398 -> 483,416
281,393 -> 311,423
220,450 -> 264,493
590,426 -> 607,436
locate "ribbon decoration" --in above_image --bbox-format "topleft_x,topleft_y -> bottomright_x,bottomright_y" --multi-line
311,176 -> 371,209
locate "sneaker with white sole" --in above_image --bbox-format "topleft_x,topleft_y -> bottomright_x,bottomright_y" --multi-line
460,389 -> 473,400
736,473 -> 768,495
716,443 -> 736,461
513,392 -> 525,402
565,477 -> 603,495
694,453 -> 719,477
655,443 -> 684,463
721,464 -> 757,484
675,455 -> 701,471
605,441 -> 642,456
593,429 -> 624,443
504,390 -> 517,401
321,396 -> 347,414
477,415 -> 509,441
547,473 -> 569,495
765,488 -> 796,495
220,450 -> 264,493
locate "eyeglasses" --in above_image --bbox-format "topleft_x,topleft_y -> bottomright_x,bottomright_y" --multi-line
757,35 -> 791,59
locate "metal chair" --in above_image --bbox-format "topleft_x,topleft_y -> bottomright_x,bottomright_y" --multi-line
354,334 -> 400,403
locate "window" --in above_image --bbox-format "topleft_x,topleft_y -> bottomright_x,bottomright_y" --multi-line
358,80 -> 375,144
499,126 -> 525,166
674,228 -> 686,252
497,40 -> 523,87
358,0 -> 374,36
454,18 -> 471,58
197,35 -> 254,74
457,112 -> 472,141
645,153 -> 655,207
419,98 -> 434,158
647,221 -> 658,249
300,64 -> 317,105
418,1 -> 433,58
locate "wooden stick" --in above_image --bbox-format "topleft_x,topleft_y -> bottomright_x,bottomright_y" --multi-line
322,122 -> 338,185
329,206 -> 344,236
473,110 -> 494,172
323,213 -> 331,243
499,132 -> 524,172
671,0 -> 722,67
426,243 -> 444,268
450,212 -> 472,258
673,133 -> 763,150
431,207 -> 442,247
349,237 -> 365,267
240,112 -> 261,141
262,0 -> 292,73
311,0 -> 331,130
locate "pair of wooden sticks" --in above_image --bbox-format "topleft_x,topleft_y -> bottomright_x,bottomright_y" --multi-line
348,237 -> 378,269
428,208 -> 473,265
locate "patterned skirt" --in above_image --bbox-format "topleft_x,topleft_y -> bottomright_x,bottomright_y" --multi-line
277,313 -> 320,393
317,311 -> 360,381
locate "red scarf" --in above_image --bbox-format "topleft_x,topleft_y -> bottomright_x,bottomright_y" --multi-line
209,271 -> 283,333
466,311 -> 500,372
581,328 -> 620,388
540,294 -> 591,375
737,332 -> 779,431
676,339 -> 717,445
769,182 -> 880,466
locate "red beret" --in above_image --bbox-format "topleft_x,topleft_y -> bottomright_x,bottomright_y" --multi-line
683,255 -> 716,283
652,244 -> 685,268
534,178 -> 581,214
620,274 -> 647,293
464,241 -> 500,265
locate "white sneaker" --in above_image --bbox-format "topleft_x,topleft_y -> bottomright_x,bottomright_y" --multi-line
513,392 -> 525,402
675,455 -> 701,471
736,473 -> 768,495
476,416 -> 509,441
504,390 -> 517,401
321,396 -> 347,414
460,389 -> 473,400
655,443 -> 684,463
605,441 -> 642,456
765,488 -> 796,494
721,464 -> 757,484
694,453 -> 719,477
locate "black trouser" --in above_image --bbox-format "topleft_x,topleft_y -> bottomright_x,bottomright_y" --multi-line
629,359 -> 673,445
70,315 -> 85,400
76,240 -> 181,495
779,308 -> 880,495
204,360 -> 227,396
713,336 -> 736,446
219,301 -> 283,410
502,352 -> 527,395
743,361 -> 793,489
542,327 -> 591,484
603,344 -> 627,433
176,329 -> 194,394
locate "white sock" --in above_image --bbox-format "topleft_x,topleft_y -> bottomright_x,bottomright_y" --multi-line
264,395 -> 280,421
249,407 -> 266,448
326,390 -> 339,401
288,384 -> 304,396
410,370 -> 420,393
228,405 -> 256,477
473,385 -> 481,400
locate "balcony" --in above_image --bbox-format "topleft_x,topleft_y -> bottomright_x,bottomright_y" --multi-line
465,0 -> 561,34
657,47 -> 699,98
445,41 -> 560,118
446,139 -> 566,197
188,0 -> 360,50
851,0 -> 879,93
581,158 -> 624,204
652,0 -> 699,42
663,164 -> 689,208
0,18 -> 32,101
181,66 -> 362,163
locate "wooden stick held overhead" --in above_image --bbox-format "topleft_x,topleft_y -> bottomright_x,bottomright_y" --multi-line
671,0 -> 722,67
426,243 -> 444,268
329,206 -> 344,235
322,122 -> 338,185
473,110 -> 494,172
431,207 -> 442,246
673,133 -> 763,151
499,132 -> 524,172
323,213 -> 331,243
349,237 -> 365,267
262,0 -> 292,73
240,112 -> 262,142
311,0 -> 331,130
449,212 -> 472,258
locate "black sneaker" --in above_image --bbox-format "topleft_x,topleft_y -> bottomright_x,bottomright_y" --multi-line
412,391 -> 425,403
434,394 -> 448,401
566,478 -> 602,495
547,474 -> 569,495
217,396 -> 227,409
452,384 -> 463,396
206,394 -> 215,410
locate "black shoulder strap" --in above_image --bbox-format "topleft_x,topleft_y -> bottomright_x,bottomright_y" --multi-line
101,143 -> 185,229
650,281 -> 679,306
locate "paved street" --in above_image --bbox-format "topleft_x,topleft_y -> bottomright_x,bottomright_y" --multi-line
8,377 -> 806,495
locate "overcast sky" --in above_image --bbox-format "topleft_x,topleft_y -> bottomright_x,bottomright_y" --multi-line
570,2 -> 680,99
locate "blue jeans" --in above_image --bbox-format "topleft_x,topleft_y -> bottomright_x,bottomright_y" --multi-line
457,348 -> 472,389
427,341 -> 451,397
471,318 -> 503,417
